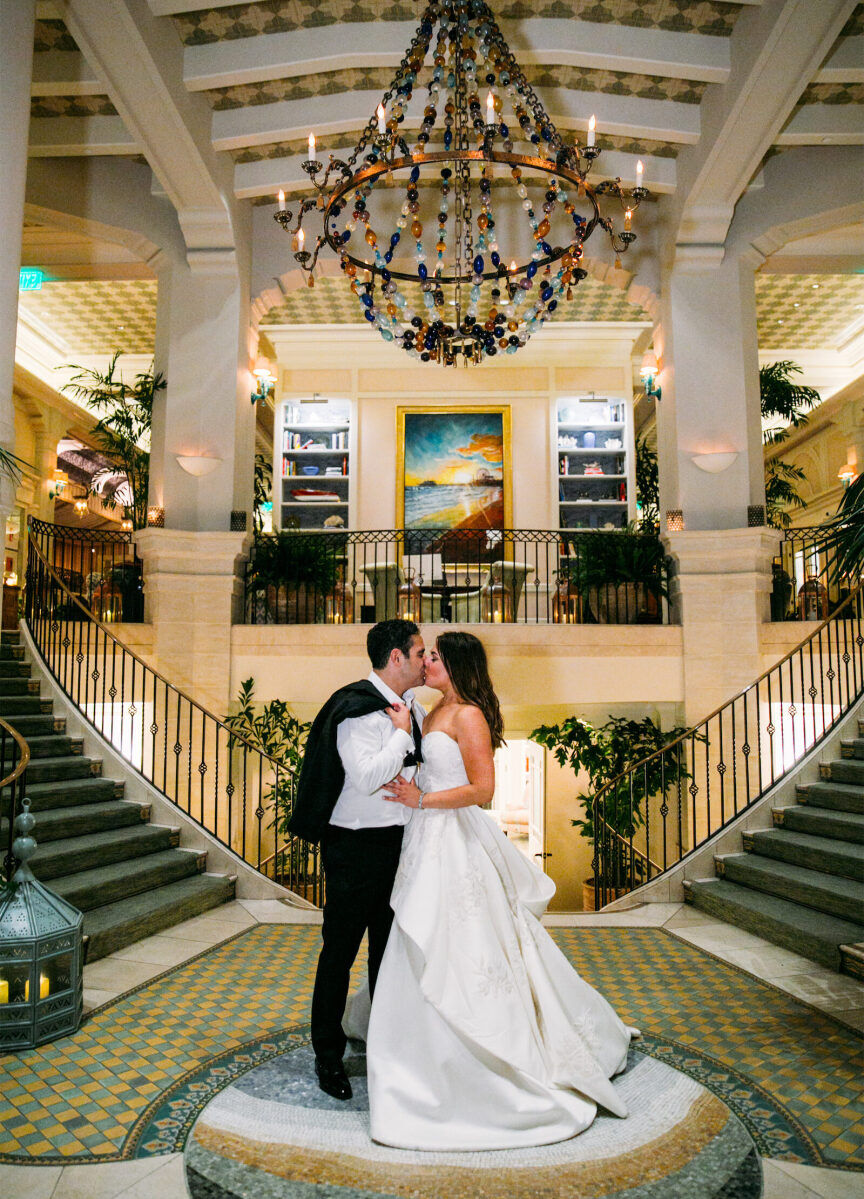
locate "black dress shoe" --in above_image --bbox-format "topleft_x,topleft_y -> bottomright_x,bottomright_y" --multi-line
315,1058 -> 352,1101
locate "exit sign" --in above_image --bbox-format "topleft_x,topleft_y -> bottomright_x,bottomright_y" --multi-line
19,268 -> 43,291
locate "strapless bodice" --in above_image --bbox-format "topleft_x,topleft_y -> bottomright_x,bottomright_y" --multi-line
419,730 -> 469,793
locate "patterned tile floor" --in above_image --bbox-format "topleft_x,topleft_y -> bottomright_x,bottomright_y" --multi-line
0,921 -> 861,1179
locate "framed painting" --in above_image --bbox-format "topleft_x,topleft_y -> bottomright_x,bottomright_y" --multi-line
396,406 -> 512,531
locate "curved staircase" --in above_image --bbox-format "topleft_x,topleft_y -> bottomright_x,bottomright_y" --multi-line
684,720 -> 864,977
0,630 -> 236,961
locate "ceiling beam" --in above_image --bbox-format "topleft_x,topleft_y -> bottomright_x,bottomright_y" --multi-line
28,115 -> 139,154
672,0 -> 857,253
31,50 -> 101,95
776,104 -> 864,145
813,35 -> 864,83
57,0 -> 237,257
184,19 -> 730,92
234,144 -> 676,201
212,88 -> 699,153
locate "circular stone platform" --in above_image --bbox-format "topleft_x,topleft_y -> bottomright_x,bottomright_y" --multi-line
184,1039 -> 761,1199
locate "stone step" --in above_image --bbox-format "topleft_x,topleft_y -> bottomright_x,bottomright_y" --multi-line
48,848 -> 206,913
10,799 -> 147,843
684,878 -> 864,972
0,643 -> 24,660
841,739 -> 864,761
0,695 -> 46,716
0,677 -> 39,696
12,755 -> 102,785
744,827 -> 863,880
0,661 -> 31,678
796,781 -> 864,815
822,759 -> 864,787
1,776 -> 121,815
774,803 -> 864,844
0,713 -> 64,737
83,873 -> 236,962
841,944 -> 864,981
1,630 -> 20,644
30,823 -> 180,882
718,852 -> 864,923
1,734 -> 83,760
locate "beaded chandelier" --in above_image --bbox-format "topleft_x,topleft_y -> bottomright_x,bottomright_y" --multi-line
274,0 -> 649,366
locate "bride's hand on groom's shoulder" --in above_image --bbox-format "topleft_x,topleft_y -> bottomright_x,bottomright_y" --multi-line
387,702 -> 412,733
384,774 -> 421,807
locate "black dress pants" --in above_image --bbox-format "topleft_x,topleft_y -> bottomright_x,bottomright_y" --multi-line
311,823 -> 404,1065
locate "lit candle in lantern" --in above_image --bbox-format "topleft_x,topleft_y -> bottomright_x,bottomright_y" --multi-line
24,973 -> 49,1001
624,208 -> 632,231
493,608 -> 504,624
0,978 -> 8,1004
308,131 -> 316,158
377,103 -> 386,135
487,92 -> 495,124
636,159 -> 644,186
587,114 -> 596,147
277,189 -> 286,211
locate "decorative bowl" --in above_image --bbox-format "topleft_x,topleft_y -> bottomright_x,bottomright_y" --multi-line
301,465 -> 320,476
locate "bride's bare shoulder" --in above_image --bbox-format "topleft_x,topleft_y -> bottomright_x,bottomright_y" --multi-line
453,704 -> 491,738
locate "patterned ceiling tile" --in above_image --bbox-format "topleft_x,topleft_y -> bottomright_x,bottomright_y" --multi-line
208,63 -> 704,111
175,1 -> 741,46
33,18 -> 78,53
260,270 -> 649,325
30,96 -> 118,119
798,82 -> 864,106
17,281 -> 157,356
755,273 -> 864,350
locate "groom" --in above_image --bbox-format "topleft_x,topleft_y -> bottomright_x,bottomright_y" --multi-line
289,619 -> 427,1100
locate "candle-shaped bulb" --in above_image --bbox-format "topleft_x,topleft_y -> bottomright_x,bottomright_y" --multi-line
296,226 -> 305,249
377,103 -> 386,134
486,91 -> 495,123
587,114 -> 596,146
624,208 -> 632,231
277,189 -> 286,211
509,260 -> 517,273
308,131 -> 316,158
636,159 -> 643,184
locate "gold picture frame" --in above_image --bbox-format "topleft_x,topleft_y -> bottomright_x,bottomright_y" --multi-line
396,405 -> 512,531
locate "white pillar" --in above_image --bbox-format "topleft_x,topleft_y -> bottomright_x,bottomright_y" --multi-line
0,1 -> 36,516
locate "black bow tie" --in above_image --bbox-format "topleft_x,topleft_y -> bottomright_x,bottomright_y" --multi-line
402,707 -> 423,768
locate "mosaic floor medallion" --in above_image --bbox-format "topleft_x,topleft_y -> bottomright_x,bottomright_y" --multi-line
184,1037 -> 762,1199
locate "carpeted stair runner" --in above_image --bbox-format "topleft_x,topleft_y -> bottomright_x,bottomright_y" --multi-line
684,720 -> 864,976
0,630 -> 236,962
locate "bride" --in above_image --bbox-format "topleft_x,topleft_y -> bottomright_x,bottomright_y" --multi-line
348,630 -> 638,1152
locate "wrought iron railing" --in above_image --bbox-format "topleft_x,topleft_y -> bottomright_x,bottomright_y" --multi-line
0,716 -> 30,885
244,527 -> 673,625
591,582 -> 864,908
24,525 -> 323,904
773,525 -> 859,622
28,518 -> 144,624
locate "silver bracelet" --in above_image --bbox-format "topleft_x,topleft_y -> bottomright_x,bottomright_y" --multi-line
418,791 -> 426,809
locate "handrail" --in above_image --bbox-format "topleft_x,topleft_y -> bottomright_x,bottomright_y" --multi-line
589,580 -> 864,908
24,522 -> 323,903
0,715 -> 30,883
28,517 -> 144,624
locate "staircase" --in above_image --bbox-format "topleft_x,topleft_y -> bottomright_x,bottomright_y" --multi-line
684,719 -> 864,976
0,630 -> 236,962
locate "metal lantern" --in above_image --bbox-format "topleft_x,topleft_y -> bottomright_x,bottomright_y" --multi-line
0,799 -> 84,1051
325,578 -> 354,624
484,576 -> 513,623
552,576 -> 581,624
397,569 -> 422,622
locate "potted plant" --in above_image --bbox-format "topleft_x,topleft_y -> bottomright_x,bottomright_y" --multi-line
568,525 -> 671,624
247,528 -> 342,623
530,714 -> 693,909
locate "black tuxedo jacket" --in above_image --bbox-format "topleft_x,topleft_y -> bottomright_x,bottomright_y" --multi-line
289,680 -> 395,844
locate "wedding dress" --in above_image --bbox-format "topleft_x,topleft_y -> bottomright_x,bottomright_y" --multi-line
346,730 -> 637,1152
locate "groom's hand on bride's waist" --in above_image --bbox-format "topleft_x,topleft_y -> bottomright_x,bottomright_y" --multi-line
387,702 -> 412,734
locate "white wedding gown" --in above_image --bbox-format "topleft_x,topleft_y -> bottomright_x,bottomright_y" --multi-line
345,730 -> 637,1152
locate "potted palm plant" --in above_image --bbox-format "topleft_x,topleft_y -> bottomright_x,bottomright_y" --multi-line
530,714 -> 693,909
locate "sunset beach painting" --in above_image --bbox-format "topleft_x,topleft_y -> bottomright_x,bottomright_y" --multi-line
399,408 -> 510,530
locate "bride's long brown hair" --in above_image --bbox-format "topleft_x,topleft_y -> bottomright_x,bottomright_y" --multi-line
435,631 -> 505,749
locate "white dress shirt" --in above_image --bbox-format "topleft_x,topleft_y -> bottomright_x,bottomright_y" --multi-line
330,671 -> 425,830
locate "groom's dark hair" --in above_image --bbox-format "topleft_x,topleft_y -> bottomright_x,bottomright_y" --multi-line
367,619 -> 420,669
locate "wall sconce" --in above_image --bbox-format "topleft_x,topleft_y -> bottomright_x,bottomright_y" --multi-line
838,465 -> 857,489
121,519 -> 133,532
691,451 -> 739,474
48,469 -> 68,500
176,455 -> 222,477
4,572 -> 18,588
639,351 -> 662,401
251,357 -> 275,406
73,496 -> 88,518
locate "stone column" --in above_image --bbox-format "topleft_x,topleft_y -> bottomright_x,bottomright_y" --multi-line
0,1 -> 36,521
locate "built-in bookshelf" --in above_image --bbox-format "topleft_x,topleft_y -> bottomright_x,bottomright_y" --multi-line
555,396 -> 635,531
276,397 -> 352,530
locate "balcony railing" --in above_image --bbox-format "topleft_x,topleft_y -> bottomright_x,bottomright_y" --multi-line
773,525 -> 860,622
243,528 -> 673,625
28,518 -> 143,625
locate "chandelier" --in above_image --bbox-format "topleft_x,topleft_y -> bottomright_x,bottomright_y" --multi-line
274,0 -> 649,366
